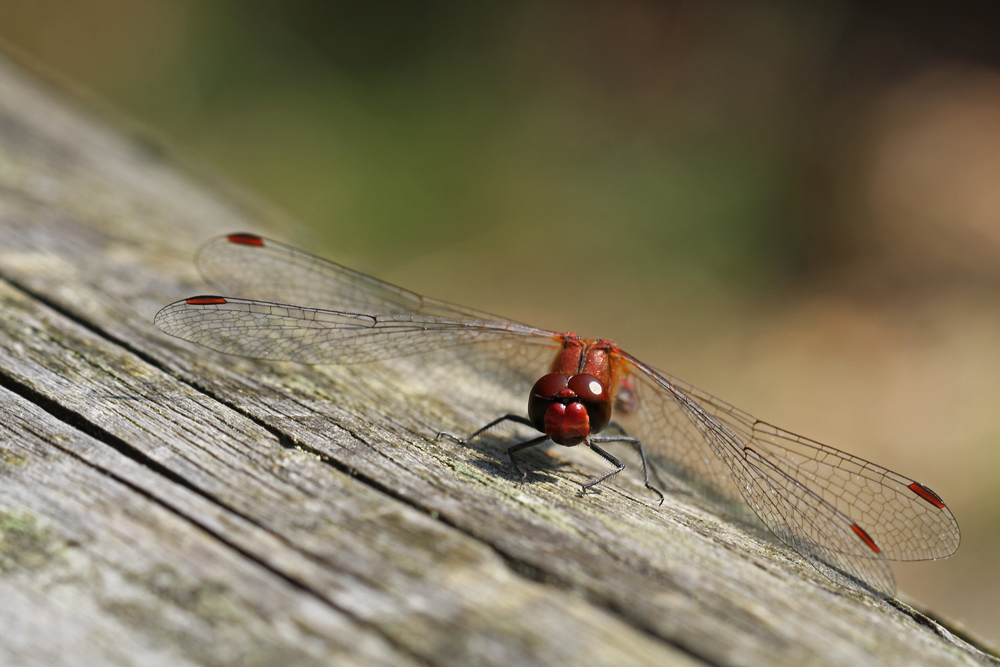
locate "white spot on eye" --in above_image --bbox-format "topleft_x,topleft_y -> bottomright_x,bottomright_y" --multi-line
589,380 -> 602,395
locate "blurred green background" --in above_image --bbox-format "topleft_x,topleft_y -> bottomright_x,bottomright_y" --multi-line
3,0 -> 999,647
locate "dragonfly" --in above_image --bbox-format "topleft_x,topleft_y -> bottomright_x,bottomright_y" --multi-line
155,232 -> 961,597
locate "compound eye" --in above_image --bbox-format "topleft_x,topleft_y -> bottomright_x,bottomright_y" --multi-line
568,374 -> 607,403
568,374 -> 611,432
528,373 -> 569,431
532,373 -> 569,399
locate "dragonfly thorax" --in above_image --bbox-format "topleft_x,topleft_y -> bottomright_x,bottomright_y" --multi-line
527,373 -> 612,446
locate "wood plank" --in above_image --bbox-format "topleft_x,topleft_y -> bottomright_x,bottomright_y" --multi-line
0,384 -> 416,667
0,53 -> 994,666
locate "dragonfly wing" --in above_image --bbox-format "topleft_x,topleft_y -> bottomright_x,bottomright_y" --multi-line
195,233 -> 515,321
154,296 -> 561,369
702,414 -> 960,562
612,360 -> 744,505
618,351 -> 904,596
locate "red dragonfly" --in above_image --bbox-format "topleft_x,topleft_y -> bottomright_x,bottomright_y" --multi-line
155,232 -> 960,597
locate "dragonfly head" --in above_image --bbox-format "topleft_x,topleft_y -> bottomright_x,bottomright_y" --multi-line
528,373 -> 611,446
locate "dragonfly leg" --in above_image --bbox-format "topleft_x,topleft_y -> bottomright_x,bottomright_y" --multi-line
507,435 -> 550,483
580,441 -> 625,495
438,415 -> 549,484
437,414 -> 535,444
589,434 -> 665,504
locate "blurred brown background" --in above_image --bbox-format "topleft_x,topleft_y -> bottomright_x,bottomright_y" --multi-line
1,0 -> 997,647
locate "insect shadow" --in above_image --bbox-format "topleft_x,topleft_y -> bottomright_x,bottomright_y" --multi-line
440,429 -> 572,487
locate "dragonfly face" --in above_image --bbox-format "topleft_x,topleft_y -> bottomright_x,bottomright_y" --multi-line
527,372 -> 612,446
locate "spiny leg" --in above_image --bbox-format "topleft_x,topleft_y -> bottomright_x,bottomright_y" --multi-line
589,434 -> 665,504
437,414 -> 534,443
600,421 -> 669,496
580,441 -> 625,495
437,415 -> 548,484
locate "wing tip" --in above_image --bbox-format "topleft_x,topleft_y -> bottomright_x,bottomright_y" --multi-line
908,482 -> 946,509
851,524 -> 881,554
184,296 -> 229,305
226,232 -> 265,246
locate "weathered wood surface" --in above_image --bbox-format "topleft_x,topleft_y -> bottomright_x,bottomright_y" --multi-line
0,55 -> 993,667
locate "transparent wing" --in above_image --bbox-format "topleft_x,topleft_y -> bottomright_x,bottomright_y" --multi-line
154,295 -> 560,367
195,233 -> 515,321
616,350 -> 961,596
